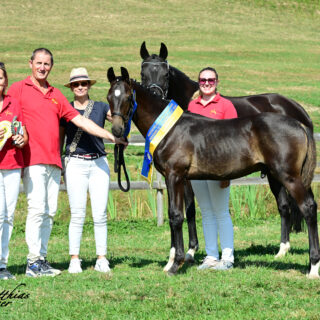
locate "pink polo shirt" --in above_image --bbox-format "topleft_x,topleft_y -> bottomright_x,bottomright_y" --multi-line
7,76 -> 79,168
188,93 -> 237,120
0,94 -> 24,169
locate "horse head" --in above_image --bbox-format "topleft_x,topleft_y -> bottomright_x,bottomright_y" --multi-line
140,41 -> 169,99
107,67 -> 133,138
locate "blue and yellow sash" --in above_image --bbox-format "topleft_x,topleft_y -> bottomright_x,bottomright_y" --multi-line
141,100 -> 183,183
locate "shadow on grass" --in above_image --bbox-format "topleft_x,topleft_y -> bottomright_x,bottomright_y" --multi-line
10,244 -> 310,276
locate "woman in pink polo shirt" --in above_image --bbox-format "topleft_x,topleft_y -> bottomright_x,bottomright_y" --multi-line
0,62 -> 28,280
188,67 -> 237,271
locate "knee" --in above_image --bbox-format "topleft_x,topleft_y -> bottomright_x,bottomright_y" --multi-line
92,213 -> 107,226
278,202 -> 290,216
302,199 -> 317,224
169,211 -> 184,228
70,211 -> 86,225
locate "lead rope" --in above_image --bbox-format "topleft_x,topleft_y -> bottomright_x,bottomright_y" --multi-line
113,90 -> 137,192
114,140 -> 130,192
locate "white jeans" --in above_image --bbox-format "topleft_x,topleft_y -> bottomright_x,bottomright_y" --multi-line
66,156 -> 110,256
191,180 -> 234,263
0,169 -> 21,268
23,164 -> 61,263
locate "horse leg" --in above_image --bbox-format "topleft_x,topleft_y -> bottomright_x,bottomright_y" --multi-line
285,182 -> 320,278
184,180 -> 199,263
163,223 -> 175,272
267,175 -> 291,258
163,174 -> 185,275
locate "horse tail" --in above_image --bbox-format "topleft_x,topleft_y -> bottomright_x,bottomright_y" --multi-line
301,125 -> 316,189
289,125 -> 316,233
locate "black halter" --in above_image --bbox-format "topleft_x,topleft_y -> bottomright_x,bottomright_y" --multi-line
141,60 -> 169,99
113,92 -> 136,192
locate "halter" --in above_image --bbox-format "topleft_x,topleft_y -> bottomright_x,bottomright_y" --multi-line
113,90 -> 137,192
141,60 -> 170,99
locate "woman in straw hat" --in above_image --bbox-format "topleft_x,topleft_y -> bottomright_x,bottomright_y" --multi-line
61,67 -> 113,274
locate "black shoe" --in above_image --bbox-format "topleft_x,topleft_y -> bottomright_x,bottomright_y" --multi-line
40,259 -> 61,276
25,260 -> 43,277
0,268 -> 16,280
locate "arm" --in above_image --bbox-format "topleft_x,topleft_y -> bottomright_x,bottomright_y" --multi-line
70,114 -> 127,146
106,109 -> 113,123
59,126 -> 66,155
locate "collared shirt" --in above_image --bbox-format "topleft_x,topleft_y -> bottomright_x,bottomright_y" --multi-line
188,93 -> 237,120
0,94 -> 24,169
7,76 -> 79,168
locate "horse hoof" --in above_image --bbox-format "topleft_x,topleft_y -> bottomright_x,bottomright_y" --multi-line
275,242 -> 290,259
274,252 -> 286,259
185,253 -> 195,264
306,273 -> 320,280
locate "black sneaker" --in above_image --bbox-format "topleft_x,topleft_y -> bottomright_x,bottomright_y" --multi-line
40,259 -> 61,276
0,268 -> 16,280
25,260 -> 43,277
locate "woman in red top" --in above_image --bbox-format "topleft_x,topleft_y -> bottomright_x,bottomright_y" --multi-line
0,62 -> 28,280
188,67 -> 237,271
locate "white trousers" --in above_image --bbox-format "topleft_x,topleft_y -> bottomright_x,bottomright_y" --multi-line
0,169 -> 21,268
66,157 -> 110,256
23,164 -> 61,263
191,180 -> 234,263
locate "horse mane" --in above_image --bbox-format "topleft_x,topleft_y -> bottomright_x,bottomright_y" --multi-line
169,65 -> 197,85
130,79 -> 170,107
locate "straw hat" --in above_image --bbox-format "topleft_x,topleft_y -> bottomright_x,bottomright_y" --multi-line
64,67 -> 96,87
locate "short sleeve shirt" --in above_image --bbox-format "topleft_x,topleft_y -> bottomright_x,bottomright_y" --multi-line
0,94 -> 24,169
7,76 -> 79,168
188,93 -> 237,120
60,101 -> 109,155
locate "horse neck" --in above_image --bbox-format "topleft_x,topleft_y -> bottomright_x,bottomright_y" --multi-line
168,66 -> 198,109
131,82 -> 166,138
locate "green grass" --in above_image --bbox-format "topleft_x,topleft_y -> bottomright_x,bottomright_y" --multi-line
1,0 -> 319,129
1,1 -> 320,319
2,218 -> 319,320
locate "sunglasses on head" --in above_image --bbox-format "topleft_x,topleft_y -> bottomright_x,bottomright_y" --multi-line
199,78 -> 217,85
71,81 -> 89,88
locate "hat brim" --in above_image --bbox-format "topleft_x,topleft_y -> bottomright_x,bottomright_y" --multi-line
64,79 -> 96,88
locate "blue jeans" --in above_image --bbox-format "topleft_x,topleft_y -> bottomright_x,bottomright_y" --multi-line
191,180 -> 234,263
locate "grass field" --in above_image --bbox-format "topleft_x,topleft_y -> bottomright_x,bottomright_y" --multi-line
1,0 -> 320,319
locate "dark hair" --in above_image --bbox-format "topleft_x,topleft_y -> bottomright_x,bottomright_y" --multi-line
30,48 -> 54,65
198,67 -> 219,81
0,62 -> 8,95
0,62 -> 8,80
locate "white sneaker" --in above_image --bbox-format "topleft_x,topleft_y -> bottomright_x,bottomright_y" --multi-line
197,256 -> 220,270
94,257 -> 111,273
68,258 -> 82,274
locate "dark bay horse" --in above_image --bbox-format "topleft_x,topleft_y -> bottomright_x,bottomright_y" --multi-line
107,67 -> 319,278
140,41 -> 314,260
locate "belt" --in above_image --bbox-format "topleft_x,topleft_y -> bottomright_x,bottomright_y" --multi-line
70,153 -> 102,160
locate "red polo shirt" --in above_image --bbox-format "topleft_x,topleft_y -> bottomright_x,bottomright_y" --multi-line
8,76 -> 79,168
0,94 -> 24,169
188,93 -> 237,120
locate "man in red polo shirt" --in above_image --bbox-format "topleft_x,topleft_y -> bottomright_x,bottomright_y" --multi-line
8,48 -> 126,277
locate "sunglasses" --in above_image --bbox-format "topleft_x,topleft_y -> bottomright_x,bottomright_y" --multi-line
199,78 -> 217,85
71,81 -> 89,88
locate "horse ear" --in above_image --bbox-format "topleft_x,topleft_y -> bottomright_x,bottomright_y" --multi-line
159,42 -> 168,60
140,41 -> 150,60
107,67 -> 116,83
120,67 -> 130,82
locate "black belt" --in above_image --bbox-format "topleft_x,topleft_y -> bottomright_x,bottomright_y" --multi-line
70,153 -> 102,160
